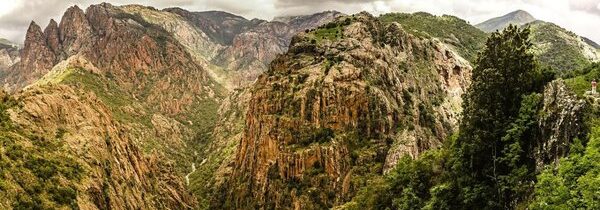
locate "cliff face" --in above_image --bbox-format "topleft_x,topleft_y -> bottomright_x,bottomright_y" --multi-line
2,22 -> 55,90
222,12 -> 471,209
0,85 -> 196,209
3,3 -> 223,163
535,80 -> 586,169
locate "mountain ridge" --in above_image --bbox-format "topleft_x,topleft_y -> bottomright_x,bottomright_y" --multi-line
475,9 -> 536,32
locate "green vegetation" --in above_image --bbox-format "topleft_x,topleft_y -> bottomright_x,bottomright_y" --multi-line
564,62 -> 600,96
61,68 -> 153,126
0,90 -> 84,209
379,12 -> 487,63
348,25 -> 556,209
529,62 -> 600,209
291,127 -> 335,147
308,17 -> 353,43
348,145 -> 449,209
528,21 -> 593,75
447,25 -> 552,209
530,124 -> 600,209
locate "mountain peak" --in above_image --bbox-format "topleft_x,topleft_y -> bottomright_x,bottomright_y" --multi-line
507,9 -> 535,21
25,21 -> 43,42
475,9 -> 536,32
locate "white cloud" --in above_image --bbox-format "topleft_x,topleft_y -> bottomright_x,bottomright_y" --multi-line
0,0 -> 599,44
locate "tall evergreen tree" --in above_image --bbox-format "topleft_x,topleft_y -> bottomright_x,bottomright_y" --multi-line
449,25 -> 548,209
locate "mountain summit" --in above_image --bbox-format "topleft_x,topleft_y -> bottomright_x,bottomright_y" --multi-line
476,10 -> 536,32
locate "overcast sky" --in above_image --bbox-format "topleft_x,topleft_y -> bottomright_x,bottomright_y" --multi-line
0,0 -> 599,44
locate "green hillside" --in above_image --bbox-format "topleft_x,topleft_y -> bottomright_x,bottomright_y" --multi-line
380,12 -> 487,63
528,21 -> 599,75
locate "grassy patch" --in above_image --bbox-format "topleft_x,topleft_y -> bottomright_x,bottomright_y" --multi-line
61,68 -> 153,126
307,18 -> 353,43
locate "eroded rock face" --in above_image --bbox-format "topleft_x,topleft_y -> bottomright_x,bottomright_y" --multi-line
6,85 -> 197,209
223,12 -> 471,209
3,4 -> 217,117
3,22 -> 55,90
535,80 -> 586,169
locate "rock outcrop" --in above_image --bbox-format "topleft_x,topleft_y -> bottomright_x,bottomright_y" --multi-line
2,22 -> 55,90
535,80 -> 586,169
222,12 -> 471,209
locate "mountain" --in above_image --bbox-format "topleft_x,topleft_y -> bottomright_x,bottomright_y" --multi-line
128,6 -> 343,88
0,85 -> 197,209
527,20 -> 600,73
1,2 -> 597,210
219,12 -> 472,209
473,10 -> 599,73
0,38 -> 18,48
380,12 -> 487,63
0,3 -> 344,209
0,3 -> 221,209
475,10 -> 536,32
0,38 -> 19,80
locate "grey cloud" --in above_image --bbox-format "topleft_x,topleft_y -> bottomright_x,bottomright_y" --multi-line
201,0 -> 259,15
0,0 -> 599,44
275,0 -> 391,8
0,0 -> 79,43
569,0 -> 600,15
0,0 -> 197,43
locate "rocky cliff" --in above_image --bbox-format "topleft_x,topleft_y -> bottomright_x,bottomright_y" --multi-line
4,2 -> 224,161
535,80 -> 586,169
4,4 -> 219,105
221,12 -> 471,209
0,3 -> 346,208
0,85 -> 196,209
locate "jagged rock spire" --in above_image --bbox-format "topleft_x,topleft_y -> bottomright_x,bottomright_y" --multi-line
44,19 -> 60,54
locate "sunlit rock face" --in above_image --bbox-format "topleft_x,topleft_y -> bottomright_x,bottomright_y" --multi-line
222,12 -> 472,209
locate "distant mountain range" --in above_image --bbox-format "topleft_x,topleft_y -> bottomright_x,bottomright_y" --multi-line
475,10 -> 536,32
